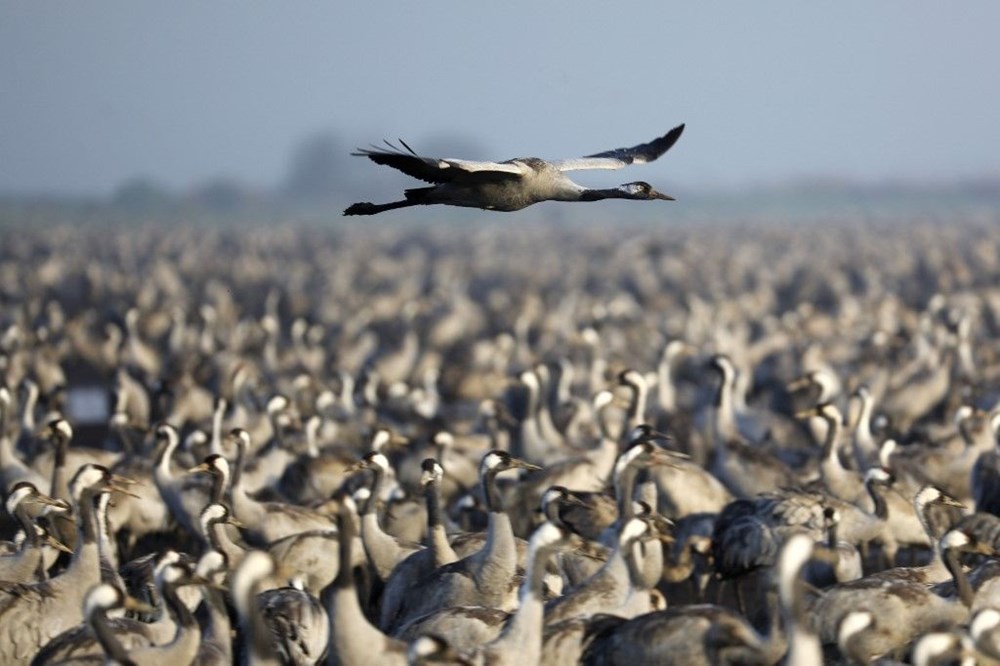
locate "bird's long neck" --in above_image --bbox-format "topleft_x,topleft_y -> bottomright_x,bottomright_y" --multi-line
209,401 -> 225,457
943,544 -> 974,607
199,581 -> 233,663
0,427 -> 31,490
207,519 -> 245,563
232,560 -> 279,664
614,459 -> 641,520
90,607 -> 133,665
156,432 -> 178,483
658,350 -> 680,414
364,465 -> 384,515
230,439 -> 259,524
472,465 -> 518,587
149,583 -> 202,666
865,481 -> 889,521
335,509 -> 357,592
851,393 -> 876,467
579,187 -> 632,201
20,382 -> 38,435
713,367 -> 739,443
333,506 -> 401,663
820,412 -> 851,491
12,505 -> 37,549
360,474 -> 403,580
50,432 -> 70,505
779,551 -> 822,666
489,542 -> 554,664
59,488 -> 102,601
95,493 -> 123,584
820,412 -> 843,463
424,479 -> 457,567
624,379 -> 648,433
162,577 -> 199,636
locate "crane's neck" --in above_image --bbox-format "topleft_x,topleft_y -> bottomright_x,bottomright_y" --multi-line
161,577 -> 198,633
943,544 -> 974,607
579,187 -> 635,201
490,542 -> 554,664
471,510 -> 517,592
713,367 -> 739,443
865,481 -> 889,521
20,382 -> 38,434
658,349 -> 680,414
424,480 -> 457,567
95,492 -> 120,575
50,431 -> 71,505
209,400 -> 225,457
90,607 -> 133,665
613,458 -> 642,520
623,378 -> 648,433
851,393 -> 876,466
156,432 -> 179,482
207,519 -> 245,564
363,466 -> 384,516
332,505 -> 401,662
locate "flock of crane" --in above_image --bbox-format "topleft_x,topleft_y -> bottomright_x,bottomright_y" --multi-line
2,213 -> 1000,664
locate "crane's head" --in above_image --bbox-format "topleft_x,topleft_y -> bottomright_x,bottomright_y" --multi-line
617,181 -> 674,201
580,181 -> 675,202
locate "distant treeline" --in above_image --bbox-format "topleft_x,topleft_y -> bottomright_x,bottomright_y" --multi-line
0,129 -> 998,224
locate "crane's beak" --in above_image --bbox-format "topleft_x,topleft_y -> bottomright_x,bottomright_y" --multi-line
794,406 -> 821,420
511,458 -> 542,473
345,459 -> 368,474
557,492 -> 589,508
653,190 -> 675,201
25,492 -> 65,509
44,533 -> 74,554
110,475 -> 143,499
649,447 -> 689,467
787,376 -> 812,392
227,515 -> 246,528
122,595 -> 159,616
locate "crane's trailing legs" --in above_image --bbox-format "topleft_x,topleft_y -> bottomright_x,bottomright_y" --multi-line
344,187 -> 434,216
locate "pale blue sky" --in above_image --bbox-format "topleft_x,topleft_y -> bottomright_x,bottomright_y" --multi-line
2,2 -> 999,196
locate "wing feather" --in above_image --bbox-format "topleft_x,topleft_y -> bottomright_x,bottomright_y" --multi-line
352,142 -> 526,184
552,123 -> 685,172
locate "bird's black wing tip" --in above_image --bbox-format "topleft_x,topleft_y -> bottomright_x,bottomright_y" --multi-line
344,202 -> 376,216
659,123 -> 685,146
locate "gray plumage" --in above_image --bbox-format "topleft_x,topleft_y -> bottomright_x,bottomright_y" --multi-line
344,125 -> 683,215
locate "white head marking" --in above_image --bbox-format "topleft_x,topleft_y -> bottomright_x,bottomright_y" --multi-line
84,584 -> 122,617
971,608 -> 1000,640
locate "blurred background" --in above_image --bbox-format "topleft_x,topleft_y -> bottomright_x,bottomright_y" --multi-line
2,1 -> 1000,223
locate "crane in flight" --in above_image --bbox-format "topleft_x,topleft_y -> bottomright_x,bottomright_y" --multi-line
344,124 -> 684,215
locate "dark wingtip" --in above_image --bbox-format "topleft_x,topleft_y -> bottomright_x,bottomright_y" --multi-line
660,124 -> 685,150
344,203 -> 377,216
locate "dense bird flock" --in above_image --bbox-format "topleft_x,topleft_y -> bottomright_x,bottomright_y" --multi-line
2,213 -> 1000,664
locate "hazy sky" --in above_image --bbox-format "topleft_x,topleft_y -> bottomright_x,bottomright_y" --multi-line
2,2 -> 999,196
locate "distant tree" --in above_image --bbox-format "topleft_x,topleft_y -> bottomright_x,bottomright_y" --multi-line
282,131 -> 345,201
188,177 -> 255,212
279,129 -> 489,207
111,177 -> 174,211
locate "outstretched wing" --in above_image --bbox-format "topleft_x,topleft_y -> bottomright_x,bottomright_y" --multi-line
550,123 -> 685,172
352,140 -> 527,184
